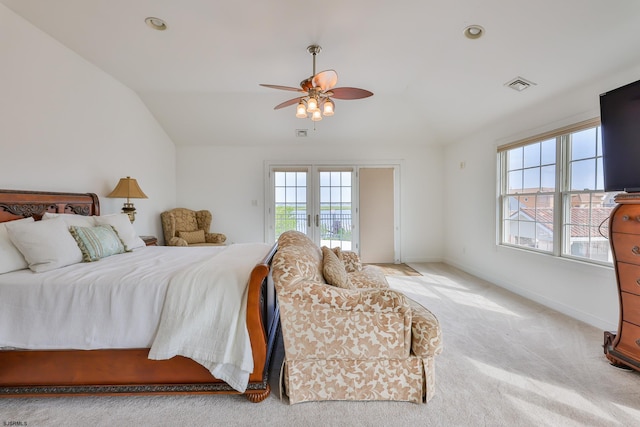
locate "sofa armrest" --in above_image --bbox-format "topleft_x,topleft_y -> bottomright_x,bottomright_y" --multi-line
205,232 -> 226,244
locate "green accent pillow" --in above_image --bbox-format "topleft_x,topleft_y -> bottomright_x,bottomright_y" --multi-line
69,225 -> 127,262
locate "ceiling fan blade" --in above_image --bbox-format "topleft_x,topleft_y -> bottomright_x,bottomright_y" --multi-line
313,70 -> 338,91
330,87 -> 374,100
260,84 -> 306,93
274,97 -> 302,110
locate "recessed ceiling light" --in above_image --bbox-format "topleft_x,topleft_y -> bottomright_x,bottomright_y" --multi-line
463,25 -> 484,39
145,17 -> 167,31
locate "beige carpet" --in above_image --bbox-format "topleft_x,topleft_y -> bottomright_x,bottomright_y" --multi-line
2,263 -> 640,426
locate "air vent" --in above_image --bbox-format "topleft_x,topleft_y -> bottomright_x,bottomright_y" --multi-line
296,129 -> 308,137
505,76 -> 536,92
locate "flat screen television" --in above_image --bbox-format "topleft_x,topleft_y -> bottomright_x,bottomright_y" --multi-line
600,78 -> 640,192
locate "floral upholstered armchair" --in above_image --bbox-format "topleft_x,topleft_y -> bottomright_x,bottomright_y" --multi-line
272,230 -> 442,404
160,208 -> 226,246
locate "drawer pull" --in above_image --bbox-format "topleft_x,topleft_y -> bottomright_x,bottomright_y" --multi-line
637,278 -> 640,286
636,339 -> 640,348
623,215 -> 630,221
633,246 -> 640,255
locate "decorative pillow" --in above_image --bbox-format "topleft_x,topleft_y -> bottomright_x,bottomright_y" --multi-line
331,246 -> 342,260
0,217 -> 34,274
69,225 -> 126,262
6,216 -> 83,273
94,214 -> 145,250
341,250 -> 363,273
178,229 -> 206,244
321,246 -> 353,289
42,212 -> 96,228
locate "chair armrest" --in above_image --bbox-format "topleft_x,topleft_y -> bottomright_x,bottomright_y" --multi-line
205,232 -> 226,244
407,298 -> 443,358
167,236 -> 188,246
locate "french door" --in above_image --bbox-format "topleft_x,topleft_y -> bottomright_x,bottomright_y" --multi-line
267,166 -> 355,250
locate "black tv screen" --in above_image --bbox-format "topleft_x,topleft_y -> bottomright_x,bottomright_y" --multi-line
600,79 -> 640,192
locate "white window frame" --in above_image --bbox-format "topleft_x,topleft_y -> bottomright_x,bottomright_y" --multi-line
497,118 -> 616,266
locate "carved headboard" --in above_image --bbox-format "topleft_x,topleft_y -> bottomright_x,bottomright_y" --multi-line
0,189 -> 100,223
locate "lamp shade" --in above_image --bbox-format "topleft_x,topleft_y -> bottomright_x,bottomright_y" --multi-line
107,177 -> 148,200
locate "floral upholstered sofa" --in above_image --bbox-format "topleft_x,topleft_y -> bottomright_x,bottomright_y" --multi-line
272,230 -> 443,404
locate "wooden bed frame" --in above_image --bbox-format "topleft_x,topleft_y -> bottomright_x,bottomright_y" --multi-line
0,189 -> 279,402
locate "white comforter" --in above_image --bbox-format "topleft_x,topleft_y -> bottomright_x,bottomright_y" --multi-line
148,243 -> 271,392
0,243 -> 271,392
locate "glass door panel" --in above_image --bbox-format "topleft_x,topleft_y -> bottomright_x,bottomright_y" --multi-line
319,170 -> 352,250
274,170 -> 308,240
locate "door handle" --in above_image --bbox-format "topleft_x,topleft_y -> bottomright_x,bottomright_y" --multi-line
315,214 -> 319,227
307,215 -> 311,227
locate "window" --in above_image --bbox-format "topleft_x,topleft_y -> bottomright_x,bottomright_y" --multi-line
498,118 -> 619,264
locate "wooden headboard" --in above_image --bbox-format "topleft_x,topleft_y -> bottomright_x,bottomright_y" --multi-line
0,189 -> 100,223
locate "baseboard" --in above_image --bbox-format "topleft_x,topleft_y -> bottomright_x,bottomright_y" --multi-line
443,257 -> 617,331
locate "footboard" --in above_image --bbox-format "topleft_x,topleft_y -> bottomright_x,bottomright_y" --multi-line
244,242 -> 280,401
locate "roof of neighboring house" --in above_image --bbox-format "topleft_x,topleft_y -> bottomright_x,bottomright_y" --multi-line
514,207 -> 612,238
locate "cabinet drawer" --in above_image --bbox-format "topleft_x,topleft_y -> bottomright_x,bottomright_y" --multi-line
612,233 -> 640,264
616,321 -> 640,359
612,205 -> 640,234
618,262 -> 640,296
622,292 -> 640,326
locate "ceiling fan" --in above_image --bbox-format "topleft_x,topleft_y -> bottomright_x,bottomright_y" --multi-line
260,45 -> 373,121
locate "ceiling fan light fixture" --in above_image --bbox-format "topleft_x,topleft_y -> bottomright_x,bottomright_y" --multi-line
306,97 -> 319,113
311,110 -> 323,121
322,99 -> 335,116
260,45 -> 373,124
296,101 -> 307,118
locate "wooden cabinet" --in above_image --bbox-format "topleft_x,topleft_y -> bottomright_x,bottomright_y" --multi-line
604,194 -> 640,370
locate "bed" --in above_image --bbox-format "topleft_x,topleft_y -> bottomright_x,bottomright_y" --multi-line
0,189 -> 279,402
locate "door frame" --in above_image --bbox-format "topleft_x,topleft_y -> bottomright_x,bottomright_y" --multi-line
264,160 -> 402,262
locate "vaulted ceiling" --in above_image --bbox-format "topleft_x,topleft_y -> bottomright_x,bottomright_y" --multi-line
3,0 -> 640,146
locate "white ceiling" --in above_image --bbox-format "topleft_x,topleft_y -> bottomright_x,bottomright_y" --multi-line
3,0 -> 640,146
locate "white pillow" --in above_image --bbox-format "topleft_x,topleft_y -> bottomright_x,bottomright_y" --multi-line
94,213 -> 145,250
42,212 -> 96,228
6,216 -> 83,273
0,217 -> 34,274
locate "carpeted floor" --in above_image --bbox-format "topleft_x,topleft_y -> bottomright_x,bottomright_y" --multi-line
366,263 -> 422,276
2,263 -> 640,426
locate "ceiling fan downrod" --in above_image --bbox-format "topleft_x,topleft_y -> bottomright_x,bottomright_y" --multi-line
307,44 -> 321,76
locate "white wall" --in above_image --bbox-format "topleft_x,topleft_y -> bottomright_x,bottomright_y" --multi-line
0,5 -> 176,238
176,143 -> 444,263
443,63 -> 640,331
